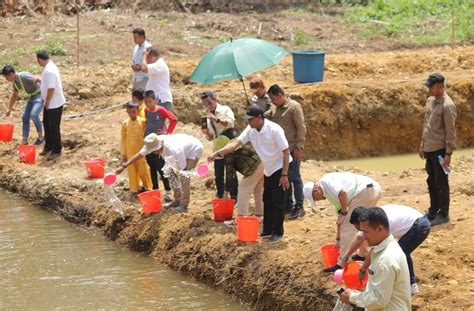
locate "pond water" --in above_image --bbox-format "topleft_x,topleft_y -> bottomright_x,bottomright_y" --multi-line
0,190 -> 248,310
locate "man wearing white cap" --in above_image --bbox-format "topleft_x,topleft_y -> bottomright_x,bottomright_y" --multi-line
303,172 -> 382,272
117,133 -> 203,212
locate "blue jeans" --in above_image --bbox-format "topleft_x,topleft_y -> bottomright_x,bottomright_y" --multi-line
398,216 -> 431,284
22,94 -> 44,139
286,157 -> 304,211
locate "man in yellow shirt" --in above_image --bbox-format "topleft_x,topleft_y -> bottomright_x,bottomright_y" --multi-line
120,102 -> 152,194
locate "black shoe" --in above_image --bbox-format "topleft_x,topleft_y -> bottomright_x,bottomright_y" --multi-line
259,231 -> 272,238
267,234 -> 283,244
351,254 -> 366,261
425,211 -> 437,221
323,264 -> 342,273
39,149 -> 51,156
430,214 -> 450,226
288,207 -> 306,220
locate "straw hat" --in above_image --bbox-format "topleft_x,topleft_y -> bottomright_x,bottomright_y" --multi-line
141,133 -> 164,155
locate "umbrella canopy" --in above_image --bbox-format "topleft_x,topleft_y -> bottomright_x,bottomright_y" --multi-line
190,37 -> 289,84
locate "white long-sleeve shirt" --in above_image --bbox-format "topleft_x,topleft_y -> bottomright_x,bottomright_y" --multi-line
349,234 -> 411,311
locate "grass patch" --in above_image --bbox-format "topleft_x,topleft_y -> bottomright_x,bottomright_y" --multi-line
344,0 -> 474,44
294,30 -> 310,45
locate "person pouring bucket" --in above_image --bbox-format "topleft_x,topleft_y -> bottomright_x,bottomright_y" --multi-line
303,172 -> 382,272
116,133 -> 203,213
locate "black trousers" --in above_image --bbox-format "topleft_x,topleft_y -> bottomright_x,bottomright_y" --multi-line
263,168 -> 288,236
214,158 -> 238,199
43,106 -> 63,154
424,149 -> 450,217
146,153 -> 171,191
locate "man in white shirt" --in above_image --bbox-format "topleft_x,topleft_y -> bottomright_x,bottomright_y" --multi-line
209,105 -> 291,244
340,204 -> 431,295
200,91 -> 238,201
131,28 -> 152,92
140,48 -> 173,111
303,172 -> 382,272
36,50 -> 66,161
340,207 -> 411,310
116,133 -> 203,213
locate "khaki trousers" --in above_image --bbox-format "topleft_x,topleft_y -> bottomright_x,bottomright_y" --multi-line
173,158 -> 199,208
235,162 -> 264,216
338,182 -> 382,264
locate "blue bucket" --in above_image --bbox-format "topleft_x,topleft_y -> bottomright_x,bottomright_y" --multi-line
292,50 -> 325,83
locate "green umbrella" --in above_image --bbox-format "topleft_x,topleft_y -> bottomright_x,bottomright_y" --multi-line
190,37 -> 289,101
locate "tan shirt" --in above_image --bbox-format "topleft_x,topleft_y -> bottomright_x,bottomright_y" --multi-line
349,234 -> 411,311
267,98 -> 306,151
421,92 -> 457,153
249,94 -> 272,112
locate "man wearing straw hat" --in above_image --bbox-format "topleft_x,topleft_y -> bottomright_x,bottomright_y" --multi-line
117,133 -> 203,213
209,105 -> 290,244
303,172 -> 382,272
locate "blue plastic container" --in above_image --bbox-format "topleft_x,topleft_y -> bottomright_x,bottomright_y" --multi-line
292,50 -> 325,83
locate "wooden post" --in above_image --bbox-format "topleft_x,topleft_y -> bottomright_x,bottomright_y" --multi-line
451,7 -> 455,49
76,1 -> 80,68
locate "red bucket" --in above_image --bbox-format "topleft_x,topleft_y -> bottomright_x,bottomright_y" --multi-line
211,198 -> 234,222
84,160 -> 105,178
0,123 -> 14,142
343,261 -> 368,290
236,216 -> 260,242
320,244 -> 340,268
18,145 -> 36,164
138,190 -> 162,214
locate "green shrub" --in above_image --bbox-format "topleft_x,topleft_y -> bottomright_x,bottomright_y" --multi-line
47,39 -> 67,56
294,30 -> 310,45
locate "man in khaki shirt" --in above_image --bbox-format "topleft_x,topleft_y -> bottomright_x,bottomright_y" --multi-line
267,84 -> 307,219
249,77 -> 272,112
419,73 -> 457,226
340,207 -> 411,311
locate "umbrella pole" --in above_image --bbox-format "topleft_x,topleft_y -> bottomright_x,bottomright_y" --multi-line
239,75 -> 250,106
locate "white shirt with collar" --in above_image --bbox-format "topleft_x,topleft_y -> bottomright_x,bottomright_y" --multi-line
349,234 -> 411,311
40,60 -> 66,109
206,103 -> 235,138
132,40 -> 152,82
238,119 -> 292,177
146,58 -> 172,103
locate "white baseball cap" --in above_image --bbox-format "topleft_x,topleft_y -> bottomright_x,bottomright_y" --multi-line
303,181 -> 317,206
140,133 -> 164,156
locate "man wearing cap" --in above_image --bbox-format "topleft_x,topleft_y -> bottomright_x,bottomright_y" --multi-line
200,91 -> 238,201
117,133 -> 203,213
2,65 -> 44,146
140,47 -> 173,111
303,172 -> 382,272
267,84 -> 307,220
249,77 -> 272,111
420,73 -> 457,226
131,28 -> 152,92
209,105 -> 291,244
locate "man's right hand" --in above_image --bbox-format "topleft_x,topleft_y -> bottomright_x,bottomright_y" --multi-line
201,128 -> 209,135
418,147 -> 425,159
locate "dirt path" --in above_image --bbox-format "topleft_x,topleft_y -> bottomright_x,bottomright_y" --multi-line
0,106 -> 473,309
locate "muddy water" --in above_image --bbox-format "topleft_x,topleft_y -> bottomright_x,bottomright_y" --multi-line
0,191 -> 247,310
328,148 -> 474,172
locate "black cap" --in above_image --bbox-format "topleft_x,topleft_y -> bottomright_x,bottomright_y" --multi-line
244,105 -> 264,119
424,73 -> 445,87
200,90 -> 214,99
126,101 -> 139,108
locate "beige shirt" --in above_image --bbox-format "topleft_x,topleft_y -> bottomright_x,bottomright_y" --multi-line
266,98 -> 306,152
349,234 -> 411,311
421,92 -> 457,153
206,103 -> 235,138
249,94 -> 272,112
